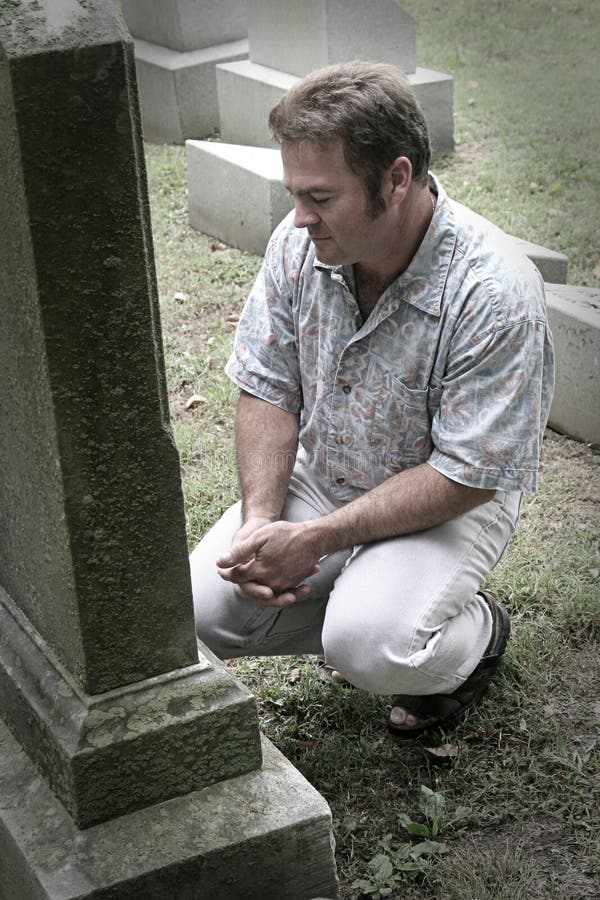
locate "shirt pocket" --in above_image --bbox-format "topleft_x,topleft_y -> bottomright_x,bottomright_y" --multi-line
370,373 -> 442,473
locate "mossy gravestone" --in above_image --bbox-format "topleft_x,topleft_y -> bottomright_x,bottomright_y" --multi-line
0,2 -> 337,898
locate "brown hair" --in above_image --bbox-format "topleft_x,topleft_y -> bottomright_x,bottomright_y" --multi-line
269,60 -> 431,216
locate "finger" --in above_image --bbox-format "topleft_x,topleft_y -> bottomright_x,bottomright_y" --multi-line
258,590 -> 298,609
233,582 -> 275,602
217,534 -> 265,568
216,560 -> 257,584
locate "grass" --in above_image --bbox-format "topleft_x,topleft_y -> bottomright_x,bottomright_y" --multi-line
143,1 -> 599,896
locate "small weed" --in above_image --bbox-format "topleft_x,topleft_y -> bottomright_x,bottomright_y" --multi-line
353,833 -> 448,897
398,785 -> 471,839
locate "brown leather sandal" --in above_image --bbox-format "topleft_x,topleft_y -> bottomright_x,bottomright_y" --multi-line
388,591 -> 511,738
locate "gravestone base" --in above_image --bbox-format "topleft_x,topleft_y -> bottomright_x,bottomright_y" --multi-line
216,60 -> 454,156
186,141 -> 572,278
545,284 -> 600,446
511,236 -> 568,283
133,37 -> 248,143
0,723 -> 339,900
0,587 -> 262,829
187,141 -> 290,254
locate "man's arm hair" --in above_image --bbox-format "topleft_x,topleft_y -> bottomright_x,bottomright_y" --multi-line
304,462 -> 495,557
235,390 -> 300,523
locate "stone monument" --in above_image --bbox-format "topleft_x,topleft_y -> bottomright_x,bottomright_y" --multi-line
0,2 -> 338,897
121,0 -> 249,143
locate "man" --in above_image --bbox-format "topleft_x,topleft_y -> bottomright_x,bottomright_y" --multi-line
191,61 -> 554,736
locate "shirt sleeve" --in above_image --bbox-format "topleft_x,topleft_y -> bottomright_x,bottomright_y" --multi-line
428,314 -> 554,492
225,240 -> 303,414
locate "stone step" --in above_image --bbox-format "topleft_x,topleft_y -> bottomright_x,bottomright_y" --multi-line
247,0 -> 416,77
186,141 -> 569,280
511,236 -> 568,284
545,284 -> 600,446
133,37 -> 249,143
187,141 -> 290,256
122,0 -> 248,53
217,59 -> 454,158
0,722 -> 339,900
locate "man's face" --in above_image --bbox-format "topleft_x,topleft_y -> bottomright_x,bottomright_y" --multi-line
281,139 -> 390,268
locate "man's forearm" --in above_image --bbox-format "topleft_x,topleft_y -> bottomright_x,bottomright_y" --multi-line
216,460 -> 497,606
235,390 -> 300,522
304,463 -> 496,557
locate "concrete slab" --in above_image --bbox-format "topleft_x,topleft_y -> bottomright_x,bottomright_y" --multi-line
511,236 -> 568,284
133,37 -> 249,143
122,0 -> 248,53
0,722 -> 339,900
545,283 -> 600,446
187,141 -> 292,255
217,60 -> 454,157
408,67 -> 454,158
247,0 -> 416,77
186,144 -> 571,276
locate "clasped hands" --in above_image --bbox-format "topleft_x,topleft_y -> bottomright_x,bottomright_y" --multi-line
216,516 -> 321,608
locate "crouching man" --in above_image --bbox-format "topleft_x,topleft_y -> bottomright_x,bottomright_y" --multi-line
191,61 -> 554,736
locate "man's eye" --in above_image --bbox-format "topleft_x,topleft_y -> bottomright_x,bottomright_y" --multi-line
313,196 -> 331,205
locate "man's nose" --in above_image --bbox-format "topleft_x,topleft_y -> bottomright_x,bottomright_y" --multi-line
294,197 -> 320,229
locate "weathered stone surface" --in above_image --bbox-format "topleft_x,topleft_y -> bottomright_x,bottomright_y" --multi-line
187,140 -> 292,255
122,0 -> 248,53
0,0 -> 197,695
0,723 -> 339,900
248,0 -> 416,76
0,587 -> 262,828
0,0 -> 263,830
0,5 -> 338,893
546,284 -> 600,446
133,36 -> 248,143
216,60 -> 454,158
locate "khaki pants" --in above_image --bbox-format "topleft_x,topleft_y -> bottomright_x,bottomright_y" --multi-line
191,459 -> 521,696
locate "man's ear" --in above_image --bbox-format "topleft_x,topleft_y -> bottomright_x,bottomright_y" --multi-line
388,156 -> 412,204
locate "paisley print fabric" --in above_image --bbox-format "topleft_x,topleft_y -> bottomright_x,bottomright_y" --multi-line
226,175 -> 554,501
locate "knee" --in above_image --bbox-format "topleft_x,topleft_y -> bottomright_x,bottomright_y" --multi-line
321,611 -> 400,693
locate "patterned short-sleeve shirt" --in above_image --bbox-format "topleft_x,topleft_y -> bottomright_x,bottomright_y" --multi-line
226,175 -> 555,500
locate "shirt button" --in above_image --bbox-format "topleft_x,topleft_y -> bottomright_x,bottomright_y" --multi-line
336,477 -> 345,485
335,435 -> 345,445
342,384 -> 352,394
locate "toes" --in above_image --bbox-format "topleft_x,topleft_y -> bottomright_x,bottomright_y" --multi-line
389,706 -> 419,728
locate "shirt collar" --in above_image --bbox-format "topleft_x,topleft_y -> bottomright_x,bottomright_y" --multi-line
314,173 -> 457,318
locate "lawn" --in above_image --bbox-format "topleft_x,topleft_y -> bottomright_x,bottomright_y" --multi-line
144,1 -> 599,896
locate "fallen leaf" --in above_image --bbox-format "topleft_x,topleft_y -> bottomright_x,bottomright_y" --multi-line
184,394 -> 208,410
173,291 -> 188,303
226,313 -> 240,324
593,258 -> 600,278
423,743 -> 459,758
207,355 -> 220,370
288,667 -> 302,683
210,241 -> 229,252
